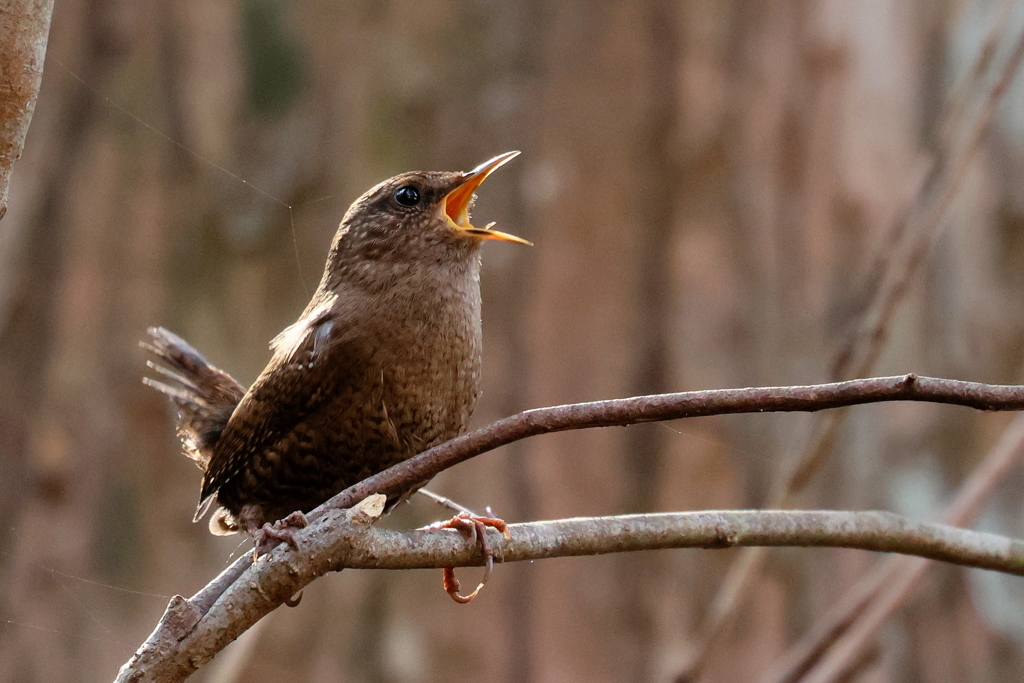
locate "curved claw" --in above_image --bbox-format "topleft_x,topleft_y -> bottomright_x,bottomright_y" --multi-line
443,554 -> 494,604
426,511 -> 507,604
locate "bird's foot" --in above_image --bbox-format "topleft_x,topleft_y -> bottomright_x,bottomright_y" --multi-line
253,511 -> 309,559
421,511 -> 510,603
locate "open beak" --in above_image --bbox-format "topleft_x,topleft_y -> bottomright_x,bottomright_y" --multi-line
442,150 -> 532,245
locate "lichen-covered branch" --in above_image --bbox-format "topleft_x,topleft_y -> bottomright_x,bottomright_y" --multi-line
115,499 -> 1024,683
0,0 -> 54,221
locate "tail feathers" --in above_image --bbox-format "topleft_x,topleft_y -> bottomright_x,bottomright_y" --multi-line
142,326 -> 245,471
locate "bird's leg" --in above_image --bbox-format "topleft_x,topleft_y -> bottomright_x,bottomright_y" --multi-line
420,511 -> 510,603
250,510 -> 309,559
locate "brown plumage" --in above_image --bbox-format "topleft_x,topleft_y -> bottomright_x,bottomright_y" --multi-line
144,152 -> 528,541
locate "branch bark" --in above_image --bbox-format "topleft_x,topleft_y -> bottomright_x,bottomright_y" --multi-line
115,374 -> 1024,681
0,0 -> 54,222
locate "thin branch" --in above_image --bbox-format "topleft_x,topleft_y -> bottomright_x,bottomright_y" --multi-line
323,374 -> 1024,519
115,501 -> 1024,683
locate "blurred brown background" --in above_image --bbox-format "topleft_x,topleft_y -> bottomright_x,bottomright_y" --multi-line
4,1 -> 1024,681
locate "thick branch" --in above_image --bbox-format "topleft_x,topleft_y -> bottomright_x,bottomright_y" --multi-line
116,504 -> 1024,683
307,509 -> 1024,574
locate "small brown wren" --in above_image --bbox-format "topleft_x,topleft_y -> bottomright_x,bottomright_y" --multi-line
144,152 -> 528,546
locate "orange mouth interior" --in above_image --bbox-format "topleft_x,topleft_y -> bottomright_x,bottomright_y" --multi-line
442,151 -> 532,245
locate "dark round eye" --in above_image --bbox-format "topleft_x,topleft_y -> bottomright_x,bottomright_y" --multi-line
394,185 -> 421,207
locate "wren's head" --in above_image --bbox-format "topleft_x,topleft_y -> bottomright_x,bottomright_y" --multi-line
323,151 -> 530,289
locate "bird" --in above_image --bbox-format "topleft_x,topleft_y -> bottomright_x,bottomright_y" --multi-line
143,151 -> 529,554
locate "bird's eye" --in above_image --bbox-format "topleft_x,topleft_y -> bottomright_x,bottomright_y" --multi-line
394,185 -> 421,207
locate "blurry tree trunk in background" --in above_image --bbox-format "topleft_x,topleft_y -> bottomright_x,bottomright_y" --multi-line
3,1 -> 1024,682
0,0 -> 53,603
